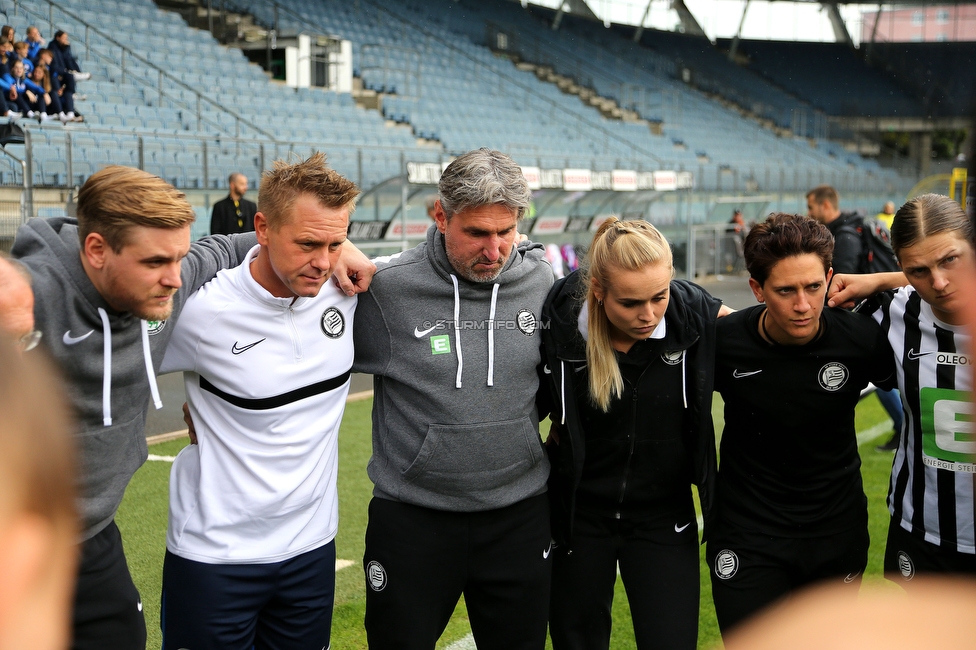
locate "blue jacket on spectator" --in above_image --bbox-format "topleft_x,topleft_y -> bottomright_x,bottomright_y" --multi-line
27,41 -> 41,60
0,72 -> 45,96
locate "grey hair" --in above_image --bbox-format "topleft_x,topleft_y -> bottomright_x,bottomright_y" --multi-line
438,148 -> 530,220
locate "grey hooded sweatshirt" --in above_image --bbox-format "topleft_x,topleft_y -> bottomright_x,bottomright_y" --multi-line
12,217 -> 254,540
353,225 -> 554,512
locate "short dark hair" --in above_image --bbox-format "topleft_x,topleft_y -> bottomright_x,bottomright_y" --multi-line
806,185 -> 839,210
891,193 -> 975,258
744,213 -> 834,286
54,30 -> 66,41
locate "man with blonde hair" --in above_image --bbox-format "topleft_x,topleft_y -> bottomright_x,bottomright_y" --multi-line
4,165 -> 374,650
159,153 -> 359,649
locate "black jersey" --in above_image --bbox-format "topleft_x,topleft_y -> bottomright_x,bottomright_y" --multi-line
872,287 -> 975,554
714,305 -> 894,536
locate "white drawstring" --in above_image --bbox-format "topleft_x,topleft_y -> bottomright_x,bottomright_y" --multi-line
560,360 -> 567,425
487,283 -> 499,387
451,274 -> 463,389
97,308 -> 112,426
681,350 -> 688,409
141,321 -> 163,410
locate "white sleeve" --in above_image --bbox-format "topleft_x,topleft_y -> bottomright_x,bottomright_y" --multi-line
160,299 -> 204,374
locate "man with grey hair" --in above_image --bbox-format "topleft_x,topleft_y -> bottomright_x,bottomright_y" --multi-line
210,172 -> 257,235
353,148 -> 554,649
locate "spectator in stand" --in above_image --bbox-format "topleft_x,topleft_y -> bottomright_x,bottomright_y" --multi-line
14,42 -> 34,76
210,173 -> 257,234
29,63 -> 59,122
46,31 -> 86,120
0,38 -> 13,76
25,26 -> 44,61
35,48 -> 77,122
0,26 -> 14,46
0,59 -> 47,119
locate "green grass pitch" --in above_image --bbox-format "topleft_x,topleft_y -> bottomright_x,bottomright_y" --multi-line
117,393 -> 896,649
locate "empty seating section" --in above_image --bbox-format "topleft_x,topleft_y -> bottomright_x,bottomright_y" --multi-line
867,42 -> 975,117
718,39 -> 924,117
1,0 -> 910,192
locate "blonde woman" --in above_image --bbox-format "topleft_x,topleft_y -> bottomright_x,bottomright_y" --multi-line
541,217 -> 727,649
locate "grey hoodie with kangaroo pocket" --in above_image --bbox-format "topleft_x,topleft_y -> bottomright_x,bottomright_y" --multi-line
12,217 -> 254,540
354,225 -> 554,512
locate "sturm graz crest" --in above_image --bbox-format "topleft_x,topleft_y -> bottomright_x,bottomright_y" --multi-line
818,362 -> 849,392
661,350 -> 683,365
145,320 -> 166,336
321,307 -> 345,338
517,309 -> 537,336
714,549 -> 738,580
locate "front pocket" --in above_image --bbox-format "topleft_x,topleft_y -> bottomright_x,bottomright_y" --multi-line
402,417 -> 544,497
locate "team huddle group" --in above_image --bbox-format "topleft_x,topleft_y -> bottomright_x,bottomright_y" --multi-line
2,147 -> 974,650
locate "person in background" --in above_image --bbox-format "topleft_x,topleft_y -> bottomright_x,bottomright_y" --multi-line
25,26 -> 44,61
542,218 -> 725,650
30,62 -> 62,122
210,172 -> 257,235
877,201 -> 896,230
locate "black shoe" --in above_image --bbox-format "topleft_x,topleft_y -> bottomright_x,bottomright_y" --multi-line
876,435 -> 899,452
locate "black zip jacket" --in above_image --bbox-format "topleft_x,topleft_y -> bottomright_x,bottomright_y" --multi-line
540,270 -> 720,549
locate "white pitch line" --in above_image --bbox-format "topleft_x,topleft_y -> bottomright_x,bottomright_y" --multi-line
147,454 -> 177,462
336,559 -> 355,571
444,633 -> 477,650
857,420 -> 894,446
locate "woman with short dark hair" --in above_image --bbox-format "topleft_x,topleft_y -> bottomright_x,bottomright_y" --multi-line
708,212 -> 895,635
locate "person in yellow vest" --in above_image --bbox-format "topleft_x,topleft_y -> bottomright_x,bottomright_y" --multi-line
876,201 -> 896,229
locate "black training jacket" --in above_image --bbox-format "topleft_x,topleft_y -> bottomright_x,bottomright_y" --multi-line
540,270 -> 721,549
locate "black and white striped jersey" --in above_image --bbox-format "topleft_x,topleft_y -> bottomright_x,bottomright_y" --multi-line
873,287 -> 975,554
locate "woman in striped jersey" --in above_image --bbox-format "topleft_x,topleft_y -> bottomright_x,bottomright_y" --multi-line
829,193 -> 976,584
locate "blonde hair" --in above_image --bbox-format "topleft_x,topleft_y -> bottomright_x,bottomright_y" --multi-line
76,166 -> 195,252
583,217 -> 673,411
258,152 -> 359,230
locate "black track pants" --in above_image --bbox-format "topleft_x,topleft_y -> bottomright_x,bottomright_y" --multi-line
363,495 -> 551,650
549,511 -> 700,650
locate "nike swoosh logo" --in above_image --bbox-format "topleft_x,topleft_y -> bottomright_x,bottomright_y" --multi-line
907,348 -> 932,361
732,369 -> 762,379
413,321 -> 443,337
63,329 -> 94,345
543,542 -> 553,559
843,572 -> 860,584
231,338 -> 266,355
675,522 -> 691,533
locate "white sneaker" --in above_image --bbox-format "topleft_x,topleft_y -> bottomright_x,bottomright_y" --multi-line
26,110 -> 36,118
71,71 -> 92,81
39,112 -> 55,122
7,111 -> 22,118
58,111 -> 71,122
